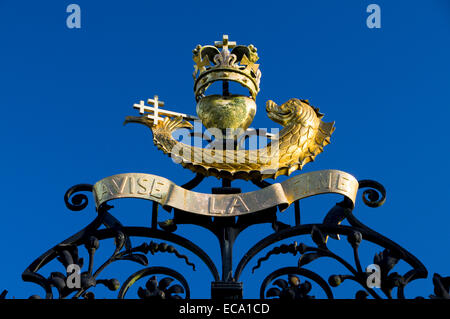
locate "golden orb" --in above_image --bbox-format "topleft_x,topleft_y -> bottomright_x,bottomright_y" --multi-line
196,95 -> 256,135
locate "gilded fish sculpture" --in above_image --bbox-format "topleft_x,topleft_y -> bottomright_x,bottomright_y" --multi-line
124,35 -> 335,181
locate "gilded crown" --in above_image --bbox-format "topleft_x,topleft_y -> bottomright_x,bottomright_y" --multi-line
193,35 -> 261,101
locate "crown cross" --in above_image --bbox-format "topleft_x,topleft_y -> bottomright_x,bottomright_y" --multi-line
193,54 -> 210,79
214,35 -> 236,52
241,54 -> 260,75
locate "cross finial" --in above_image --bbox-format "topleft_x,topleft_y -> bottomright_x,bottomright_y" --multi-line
147,95 -> 165,125
133,95 -> 199,125
214,35 -> 236,52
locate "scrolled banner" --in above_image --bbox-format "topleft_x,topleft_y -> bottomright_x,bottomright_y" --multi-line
93,170 -> 359,217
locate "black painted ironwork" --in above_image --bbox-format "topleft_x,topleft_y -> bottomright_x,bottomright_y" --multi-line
3,173 -> 446,300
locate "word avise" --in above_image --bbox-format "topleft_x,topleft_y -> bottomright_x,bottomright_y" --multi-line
95,174 -> 168,204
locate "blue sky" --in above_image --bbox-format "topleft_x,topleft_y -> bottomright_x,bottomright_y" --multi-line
0,0 -> 449,299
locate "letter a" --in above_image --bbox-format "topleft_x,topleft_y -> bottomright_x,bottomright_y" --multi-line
366,4 -> 381,29
366,264 -> 381,288
66,4 -> 81,29
66,264 -> 81,289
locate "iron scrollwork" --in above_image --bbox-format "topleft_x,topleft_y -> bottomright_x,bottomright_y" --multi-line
119,266 -> 190,299
3,34 -> 448,301
235,180 -> 436,300
12,177 -> 449,300
20,181 -> 218,299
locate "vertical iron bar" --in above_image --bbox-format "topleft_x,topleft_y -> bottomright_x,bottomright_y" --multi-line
294,200 -> 301,226
219,225 -> 234,282
223,80 -> 230,96
222,178 -> 231,188
151,201 -> 159,229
